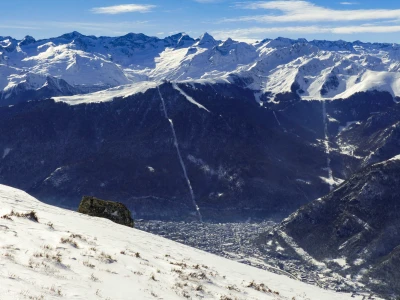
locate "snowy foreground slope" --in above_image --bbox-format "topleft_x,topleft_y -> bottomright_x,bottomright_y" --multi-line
0,185 -> 357,300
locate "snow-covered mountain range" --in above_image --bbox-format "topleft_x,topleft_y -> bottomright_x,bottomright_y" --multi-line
0,183 -> 358,300
2,31 -> 400,105
2,31 -> 400,299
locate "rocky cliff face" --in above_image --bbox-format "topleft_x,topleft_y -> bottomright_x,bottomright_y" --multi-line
270,156 -> 400,297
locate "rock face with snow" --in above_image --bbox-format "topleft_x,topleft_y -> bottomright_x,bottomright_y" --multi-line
0,80 -> 398,221
0,184 -> 357,300
0,74 -> 80,106
269,156 -> 400,297
3,32 -> 400,105
0,82 -> 327,220
78,196 -> 134,227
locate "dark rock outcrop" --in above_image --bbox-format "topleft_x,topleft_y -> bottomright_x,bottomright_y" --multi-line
78,196 -> 134,227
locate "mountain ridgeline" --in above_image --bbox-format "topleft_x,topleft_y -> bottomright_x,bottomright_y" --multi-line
3,31 -> 400,105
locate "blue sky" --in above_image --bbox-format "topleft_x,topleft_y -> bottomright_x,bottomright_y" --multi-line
2,0 -> 400,43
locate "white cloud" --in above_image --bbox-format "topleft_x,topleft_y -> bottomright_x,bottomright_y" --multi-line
212,26 -> 327,41
230,1 -> 400,23
91,4 -> 156,15
4,20 -> 152,38
211,24 -> 400,41
195,0 -> 223,2
42,20 -> 145,30
340,2 -> 359,5
333,25 -> 400,34
0,24 -> 41,30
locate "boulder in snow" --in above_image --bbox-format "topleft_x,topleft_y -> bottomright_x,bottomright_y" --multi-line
78,196 -> 134,227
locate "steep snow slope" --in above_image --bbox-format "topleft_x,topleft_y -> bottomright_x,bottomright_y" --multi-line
0,184 -> 357,299
22,44 -> 130,87
2,32 -> 400,104
53,81 -> 158,105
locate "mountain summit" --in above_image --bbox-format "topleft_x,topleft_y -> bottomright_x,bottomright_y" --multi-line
196,32 -> 218,47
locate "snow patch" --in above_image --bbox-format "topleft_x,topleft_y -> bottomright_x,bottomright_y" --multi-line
2,148 -> 11,159
319,176 -> 344,188
44,166 -> 69,187
322,101 -> 334,191
389,154 -> 400,161
296,179 -> 312,185
172,82 -> 210,112
110,210 -> 119,217
354,259 -> 365,266
329,258 -> 349,268
338,121 -> 361,133
54,81 -> 157,105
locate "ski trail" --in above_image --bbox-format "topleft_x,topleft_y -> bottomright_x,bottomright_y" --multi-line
157,86 -> 203,222
273,111 -> 282,126
322,101 -> 334,191
208,82 -> 218,94
172,83 -> 210,112
273,111 -> 287,132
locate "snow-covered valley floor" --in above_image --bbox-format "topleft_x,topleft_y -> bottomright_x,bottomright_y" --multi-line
1,184 -> 358,300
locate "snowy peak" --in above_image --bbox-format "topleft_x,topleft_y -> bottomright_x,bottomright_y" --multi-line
309,39 -> 356,52
19,35 -> 36,46
221,37 -> 234,46
58,31 -> 85,40
0,37 -> 18,52
113,32 -> 154,44
195,32 -> 218,48
176,33 -> 196,48
217,38 -> 256,56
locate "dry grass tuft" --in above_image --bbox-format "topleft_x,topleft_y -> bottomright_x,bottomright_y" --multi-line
60,237 -> 79,248
2,210 -> 39,222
